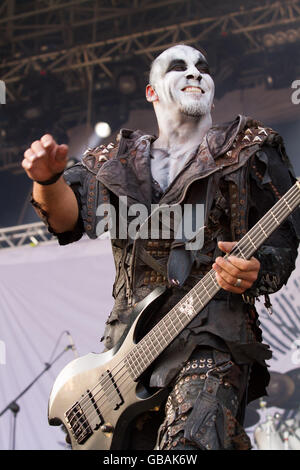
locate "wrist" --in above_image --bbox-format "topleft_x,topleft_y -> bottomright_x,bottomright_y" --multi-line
34,170 -> 64,186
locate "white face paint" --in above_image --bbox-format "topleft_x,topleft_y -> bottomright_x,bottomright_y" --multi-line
149,44 -> 215,117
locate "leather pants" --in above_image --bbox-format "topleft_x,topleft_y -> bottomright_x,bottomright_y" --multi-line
155,347 -> 252,450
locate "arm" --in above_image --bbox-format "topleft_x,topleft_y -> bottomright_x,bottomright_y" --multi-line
213,144 -> 299,295
22,134 -> 79,233
242,144 -> 299,296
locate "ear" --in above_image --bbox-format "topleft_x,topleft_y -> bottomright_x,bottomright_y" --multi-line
146,84 -> 158,103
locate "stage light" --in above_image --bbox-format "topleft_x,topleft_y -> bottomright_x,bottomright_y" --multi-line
29,236 -> 39,247
117,71 -> 138,95
263,34 -> 275,48
263,29 -> 300,48
275,32 -> 286,46
266,75 -> 274,88
286,29 -> 298,43
23,107 -> 42,119
94,122 -> 111,138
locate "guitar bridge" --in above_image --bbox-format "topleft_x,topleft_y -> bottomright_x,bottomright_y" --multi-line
65,402 -> 93,445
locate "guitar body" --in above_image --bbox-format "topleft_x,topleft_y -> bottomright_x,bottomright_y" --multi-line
48,286 -> 169,450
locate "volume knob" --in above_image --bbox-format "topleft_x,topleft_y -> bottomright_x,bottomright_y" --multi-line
100,423 -> 114,433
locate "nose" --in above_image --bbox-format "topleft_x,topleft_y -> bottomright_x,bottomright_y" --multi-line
185,65 -> 202,81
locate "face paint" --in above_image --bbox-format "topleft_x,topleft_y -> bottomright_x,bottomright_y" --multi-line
149,44 -> 215,117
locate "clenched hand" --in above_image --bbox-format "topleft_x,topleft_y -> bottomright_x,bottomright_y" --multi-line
22,134 -> 68,183
212,241 -> 260,294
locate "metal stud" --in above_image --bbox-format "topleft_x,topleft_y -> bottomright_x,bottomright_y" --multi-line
253,135 -> 263,143
258,127 -> 268,136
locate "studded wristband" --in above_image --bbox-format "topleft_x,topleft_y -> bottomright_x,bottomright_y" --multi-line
34,170 -> 64,186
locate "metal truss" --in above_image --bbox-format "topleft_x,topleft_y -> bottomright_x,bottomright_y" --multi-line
1,0 -> 300,99
1,0 -> 300,173
0,221 -> 55,249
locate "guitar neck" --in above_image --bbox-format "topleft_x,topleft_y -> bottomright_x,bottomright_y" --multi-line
125,181 -> 300,380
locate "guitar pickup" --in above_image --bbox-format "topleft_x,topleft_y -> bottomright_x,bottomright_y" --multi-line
99,370 -> 124,410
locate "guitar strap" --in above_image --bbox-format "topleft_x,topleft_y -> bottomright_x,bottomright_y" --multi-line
167,174 -> 219,287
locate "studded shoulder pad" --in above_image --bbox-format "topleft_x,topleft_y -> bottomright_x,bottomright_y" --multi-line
235,119 -> 277,150
82,142 -> 118,173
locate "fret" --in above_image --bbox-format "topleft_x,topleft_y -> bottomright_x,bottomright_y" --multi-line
247,233 -> 257,250
141,330 -> 162,360
258,222 -> 267,238
202,281 -> 211,297
208,271 -> 219,290
270,210 -> 279,225
282,196 -> 292,212
125,354 -> 141,380
142,337 -> 157,362
147,330 -> 159,353
155,323 -> 169,347
168,311 -> 180,335
194,288 -> 204,307
172,307 -> 186,329
133,344 -> 149,371
234,244 -> 246,259
147,330 -> 160,351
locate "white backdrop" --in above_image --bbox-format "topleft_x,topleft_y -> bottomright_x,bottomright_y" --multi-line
0,235 -> 115,450
0,235 -> 299,450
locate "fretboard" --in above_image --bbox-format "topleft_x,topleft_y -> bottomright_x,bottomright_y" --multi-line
124,181 -> 300,380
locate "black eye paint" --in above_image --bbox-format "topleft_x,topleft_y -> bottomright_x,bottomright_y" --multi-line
166,58 -> 210,75
195,60 -> 210,75
166,59 -> 186,73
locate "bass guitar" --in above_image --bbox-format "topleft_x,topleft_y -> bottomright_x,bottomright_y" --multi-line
48,181 -> 300,450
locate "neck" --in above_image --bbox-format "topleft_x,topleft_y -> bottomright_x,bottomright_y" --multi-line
153,106 -> 212,152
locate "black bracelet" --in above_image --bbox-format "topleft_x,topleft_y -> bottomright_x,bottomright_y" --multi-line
34,170 -> 64,186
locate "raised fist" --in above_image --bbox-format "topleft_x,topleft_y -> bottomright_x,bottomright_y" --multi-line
22,134 -> 69,183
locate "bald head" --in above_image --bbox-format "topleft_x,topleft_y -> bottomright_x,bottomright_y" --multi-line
147,44 -> 214,118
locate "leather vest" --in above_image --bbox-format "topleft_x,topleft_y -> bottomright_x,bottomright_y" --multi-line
78,115 -> 282,307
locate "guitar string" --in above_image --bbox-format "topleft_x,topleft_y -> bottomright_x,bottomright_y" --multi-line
67,185 -> 300,435
68,186 -> 300,436
68,186 -> 300,437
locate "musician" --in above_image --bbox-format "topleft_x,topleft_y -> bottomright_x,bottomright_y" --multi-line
22,44 -> 300,450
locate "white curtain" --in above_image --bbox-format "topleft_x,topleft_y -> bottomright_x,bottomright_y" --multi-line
0,236 -> 115,450
0,235 -> 299,449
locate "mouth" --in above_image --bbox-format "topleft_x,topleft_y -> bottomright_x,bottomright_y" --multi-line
182,86 -> 205,94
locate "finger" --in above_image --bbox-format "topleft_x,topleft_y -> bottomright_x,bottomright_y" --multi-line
218,241 -> 237,254
56,144 -> 68,161
215,272 -> 249,293
213,262 -> 258,284
24,148 -> 36,161
214,266 -> 252,289
41,134 -> 56,150
214,255 -> 258,278
228,255 -> 260,272
22,158 -> 32,170
31,140 -> 46,157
